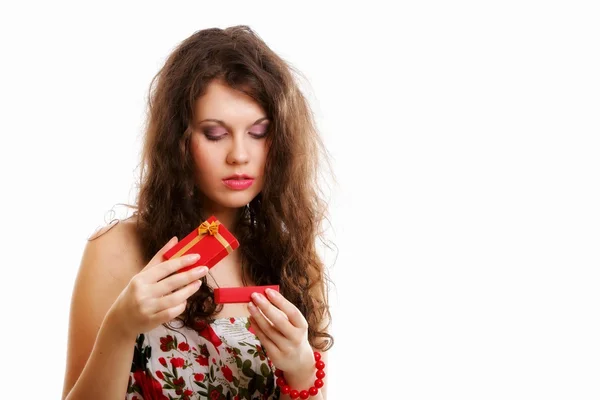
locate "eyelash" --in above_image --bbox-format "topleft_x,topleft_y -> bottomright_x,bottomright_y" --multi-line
203,129 -> 268,141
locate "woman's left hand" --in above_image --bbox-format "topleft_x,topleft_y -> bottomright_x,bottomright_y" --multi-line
247,288 -> 315,375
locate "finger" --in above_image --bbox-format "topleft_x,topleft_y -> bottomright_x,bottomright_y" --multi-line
250,293 -> 296,339
264,288 -> 308,330
143,253 -> 202,283
152,280 -> 202,314
247,301 -> 286,350
249,315 -> 279,356
153,266 -> 209,296
153,301 -> 187,324
144,236 -> 179,270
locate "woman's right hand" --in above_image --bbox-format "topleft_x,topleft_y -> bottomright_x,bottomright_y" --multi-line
105,236 -> 208,339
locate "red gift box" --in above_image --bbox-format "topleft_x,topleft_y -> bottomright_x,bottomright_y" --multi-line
214,285 -> 280,304
163,216 -> 239,273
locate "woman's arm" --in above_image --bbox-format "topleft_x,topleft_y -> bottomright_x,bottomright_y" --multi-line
62,222 -> 141,400
279,349 -> 328,400
248,287 -> 331,400
64,314 -> 136,400
62,221 -> 207,400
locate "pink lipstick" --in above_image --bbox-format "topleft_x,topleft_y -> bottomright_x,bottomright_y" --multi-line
223,174 -> 254,190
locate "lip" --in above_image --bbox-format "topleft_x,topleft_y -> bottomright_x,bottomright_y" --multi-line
224,173 -> 253,180
222,174 -> 255,190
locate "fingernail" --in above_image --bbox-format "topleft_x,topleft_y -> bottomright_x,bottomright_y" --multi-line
194,266 -> 208,274
251,293 -> 264,303
247,302 -> 256,313
188,253 -> 201,261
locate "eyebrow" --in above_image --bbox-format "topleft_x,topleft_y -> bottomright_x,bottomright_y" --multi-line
197,117 -> 269,127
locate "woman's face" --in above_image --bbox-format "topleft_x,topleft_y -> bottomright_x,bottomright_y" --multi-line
190,79 -> 269,213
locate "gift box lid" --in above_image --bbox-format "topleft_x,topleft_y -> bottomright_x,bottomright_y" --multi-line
163,216 -> 240,272
214,285 -> 280,304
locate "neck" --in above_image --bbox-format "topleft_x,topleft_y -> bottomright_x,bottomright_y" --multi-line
201,205 -> 244,233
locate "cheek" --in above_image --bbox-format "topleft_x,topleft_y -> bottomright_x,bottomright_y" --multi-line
190,141 -> 216,177
255,142 -> 269,167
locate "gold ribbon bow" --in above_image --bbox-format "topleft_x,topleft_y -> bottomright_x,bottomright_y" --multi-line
173,219 -> 232,259
198,220 -> 220,236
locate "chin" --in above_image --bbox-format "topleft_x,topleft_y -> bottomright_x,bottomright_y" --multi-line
213,192 -> 259,210
220,200 -> 250,210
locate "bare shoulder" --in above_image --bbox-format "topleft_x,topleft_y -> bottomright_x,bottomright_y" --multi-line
71,215 -> 145,330
62,217 -> 145,398
84,216 -> 145,279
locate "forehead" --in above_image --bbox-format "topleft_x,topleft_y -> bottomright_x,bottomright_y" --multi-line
194,79 -> 266,122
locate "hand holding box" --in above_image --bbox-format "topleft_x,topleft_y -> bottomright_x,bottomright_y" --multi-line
163,216 -> 239,273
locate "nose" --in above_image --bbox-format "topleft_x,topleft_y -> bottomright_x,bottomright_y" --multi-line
226,135 -> 250,165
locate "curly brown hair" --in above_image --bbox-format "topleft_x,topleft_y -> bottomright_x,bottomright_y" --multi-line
124,25 -> 335,351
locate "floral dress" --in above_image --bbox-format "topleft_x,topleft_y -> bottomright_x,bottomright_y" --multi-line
126,316 -> 279,400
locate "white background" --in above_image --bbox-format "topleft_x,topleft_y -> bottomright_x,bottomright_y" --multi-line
1,1 -> 599,399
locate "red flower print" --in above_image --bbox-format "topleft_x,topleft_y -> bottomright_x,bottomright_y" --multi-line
159,335 -> 175,352
199,344 -> 209,356
178,342 -> 190,352
158,357 -> 167,367
132,370 -> 168,400
195,320 -> 208,330
196,324 -> 223,354
173,376 -> 185,396
194,373 -> 205,381
222,365 -> 233,382
184,390 -> 193,396
255,344 -> 266,360
196,355 -> 209,366
229,317 -> 235,323
170,357 -> 185,368
210,389 -> 220,400
173,377 -> 184,386
212,358 -> 216,364
156,370 -> 164,380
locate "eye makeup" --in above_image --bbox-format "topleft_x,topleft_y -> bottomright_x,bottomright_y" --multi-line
249,123 -> 269,138
202,126 -> 228,141
201,122 -> 269,141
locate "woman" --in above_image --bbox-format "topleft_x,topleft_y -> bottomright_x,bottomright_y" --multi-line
62,25 -> 334,400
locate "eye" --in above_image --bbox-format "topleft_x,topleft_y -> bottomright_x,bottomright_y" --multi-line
203,127 -> 227,141
249,131 -> 267,138
249,125 -> 269,138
